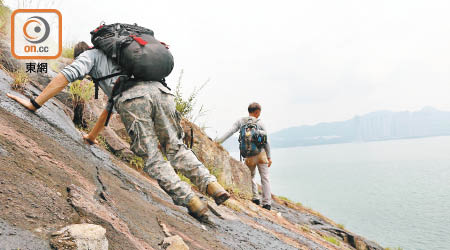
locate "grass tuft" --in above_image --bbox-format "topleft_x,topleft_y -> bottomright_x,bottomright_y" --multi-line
277,195 -> 303,209
129,155 -> 144,169
62,46 -> 74,59
323,236 -> 340,246
69,79 -> 94,104
224,200 -> 241,212
11,69 -> 28,91
298,224 -> 311,233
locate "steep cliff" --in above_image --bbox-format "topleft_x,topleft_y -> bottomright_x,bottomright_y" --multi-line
0,37 -> 383,250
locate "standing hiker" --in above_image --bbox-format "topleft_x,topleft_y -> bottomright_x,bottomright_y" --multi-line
6,23 -> 230,221
216,102 -> 273,210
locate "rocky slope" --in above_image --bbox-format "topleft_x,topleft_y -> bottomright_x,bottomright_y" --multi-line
0,39 -> 383,250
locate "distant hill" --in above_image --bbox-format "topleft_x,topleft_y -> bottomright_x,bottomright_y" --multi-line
221,107 -> 450,151
269,107 -> 450,148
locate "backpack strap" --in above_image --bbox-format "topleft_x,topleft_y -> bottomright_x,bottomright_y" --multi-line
246,117 -> 260,127
104,75 -> 129,126
160,78 -> 171,91
190,127 -> 194,149
91,72 -> 123,99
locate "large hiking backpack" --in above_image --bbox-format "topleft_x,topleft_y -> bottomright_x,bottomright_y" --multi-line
239,119 -> 268,158
90,23 -> 174,83
89,23 -> 174,126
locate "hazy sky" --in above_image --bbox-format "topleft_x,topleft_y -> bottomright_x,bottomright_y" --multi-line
6,0 -> 450,137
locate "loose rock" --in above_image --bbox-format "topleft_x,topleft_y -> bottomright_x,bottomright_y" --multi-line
161,235 -> 189,250
50,224 -> 108,250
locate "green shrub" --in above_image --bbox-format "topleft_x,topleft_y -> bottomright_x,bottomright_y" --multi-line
69,79 -> 94,104
174,70 -> 208,122
337,224 -> 345,229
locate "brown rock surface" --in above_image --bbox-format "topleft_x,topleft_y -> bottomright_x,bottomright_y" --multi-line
0,33 -> 384,249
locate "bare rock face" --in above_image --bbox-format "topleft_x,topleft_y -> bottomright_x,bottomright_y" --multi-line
181,119 -> 252,194
50,224 -> 108,250
101,126 -> 134,160
161,235 -> 189,250
0,38 -> 21,72
0,144 -> 8,156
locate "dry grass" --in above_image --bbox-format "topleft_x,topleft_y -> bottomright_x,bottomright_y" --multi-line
298,224 -> 311,233
11,69 -> 28,91
223,199 -> 241,212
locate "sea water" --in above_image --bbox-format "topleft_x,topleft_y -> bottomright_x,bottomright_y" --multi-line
232,136 -> 450,250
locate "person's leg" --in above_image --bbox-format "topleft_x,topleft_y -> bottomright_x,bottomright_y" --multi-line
166,144 -> 216,193
257,163 -> 271,206
245,157 -> 260,201
152,84 -> 227,201
256,152 -> 271,206
116,90 -> 195,206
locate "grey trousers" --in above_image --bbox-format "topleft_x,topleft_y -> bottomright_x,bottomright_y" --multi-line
245,151 -> 272,206
115,81 -> 217,206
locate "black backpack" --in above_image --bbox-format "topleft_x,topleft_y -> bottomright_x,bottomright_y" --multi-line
89,23 -> 174,125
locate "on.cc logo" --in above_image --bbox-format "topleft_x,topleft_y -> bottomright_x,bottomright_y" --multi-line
11,9 -> 62,59
23,16 -> 50,44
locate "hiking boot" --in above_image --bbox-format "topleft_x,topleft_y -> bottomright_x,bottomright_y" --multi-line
207,182 -> 230,205
262,204 -> 271,211
187,196 -> 208,219
252,199 -> 260,205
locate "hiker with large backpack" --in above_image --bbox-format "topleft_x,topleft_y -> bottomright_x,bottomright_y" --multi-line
6,23 -> 230,221
216,102 -> 273,210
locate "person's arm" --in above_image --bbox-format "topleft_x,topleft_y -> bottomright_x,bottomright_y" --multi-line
265,143 -> 272,167
83,109 -> 108,145
6,49 -> 96,111
216,119 -> 241,144
259,122 -> 272,167
6,73 -> 69,111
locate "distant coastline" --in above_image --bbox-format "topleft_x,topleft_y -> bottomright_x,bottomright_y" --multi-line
222,107 -> 450,150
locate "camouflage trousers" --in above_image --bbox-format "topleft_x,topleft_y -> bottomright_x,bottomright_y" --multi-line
115,81 -> 217,206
